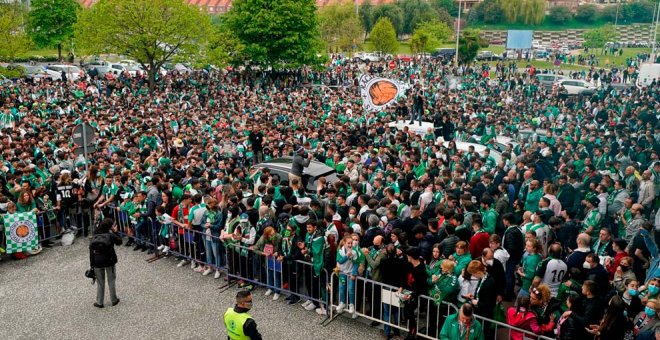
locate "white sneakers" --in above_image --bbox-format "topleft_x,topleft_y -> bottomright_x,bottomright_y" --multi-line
272,293 -> 280,301
177,259 -> 189,267
347,304 -> 355,314
214,271 -> 222,279
190,261 -> 197,270
336,303 -> 346,314
303,301 -> 316,311
202,268 -> 213,276
316,307 -> 327,315
157,245 -> 171,253
264,289 -> 273,296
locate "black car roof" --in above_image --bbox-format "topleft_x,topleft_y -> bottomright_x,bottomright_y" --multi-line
254,157 -> 335,177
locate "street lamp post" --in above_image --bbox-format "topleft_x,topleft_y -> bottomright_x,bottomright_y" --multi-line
652,0 -> 660,61
455,0 -> 462,66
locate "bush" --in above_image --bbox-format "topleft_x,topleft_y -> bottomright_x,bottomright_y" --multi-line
0,55 -> 58,63
468,0 -> 504,24
575,4 -> 598,24
626,1 -> 655,23
0,65 -> 26,79
548,6 -> 573,25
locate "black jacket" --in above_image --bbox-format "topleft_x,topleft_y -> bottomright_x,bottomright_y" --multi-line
503,226 -> 524,264
474,276 -> 496,319
557,313 -> 588,340
89,232 -> 122,268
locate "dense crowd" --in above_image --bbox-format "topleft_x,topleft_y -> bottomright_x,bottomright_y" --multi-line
0,54 -> 659,340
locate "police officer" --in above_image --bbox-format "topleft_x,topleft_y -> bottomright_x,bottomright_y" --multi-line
224,290 -> 263,340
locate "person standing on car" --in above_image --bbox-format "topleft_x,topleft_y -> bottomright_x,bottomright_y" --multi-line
410,84 -> 425,126
290,145 -> 311,189
89,218 -> 122,308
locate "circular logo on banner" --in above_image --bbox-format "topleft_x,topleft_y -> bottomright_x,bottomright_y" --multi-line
367,79 -> 399,106
9,220 -> 36,244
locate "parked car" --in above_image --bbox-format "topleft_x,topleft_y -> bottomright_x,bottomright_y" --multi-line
489,38 -> 504,45
535,74 -> 566,89
476,51 -> 502,61
554,79 -> 597,96
534,50 -> 550,59
431,48 -> 456,61
45,65 -> 82,81
396,54 -> 412,62
354,52 -> 382,62
22,65 -> 49,82
442,141 -> 502,164
387,120 -> 435,137
252,157 -> 338,194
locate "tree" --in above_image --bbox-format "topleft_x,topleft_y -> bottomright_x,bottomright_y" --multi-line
360,0 -> 375,40
0,4 -> 31,60
224,0 -> 322,67
371,4 -> 405,37
575,4 -> 599,24
411,21 -> 452,54
625,1 -> 656,23
500,0 -> 523,23
28,0 -> 80,61
548,6 -> 573,25
520,0 -> 545,25
318,3 -> 363,53
397,0 -> 439,36
583,25 -> 617,53
458,28 -> 481,64
205,21 -> 245,68
74,0 -> 213,92
369,17 -> 398,54
431,0 -> 459,17
469,0 -> 505,24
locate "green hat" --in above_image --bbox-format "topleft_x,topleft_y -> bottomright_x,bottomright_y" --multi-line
75,160 -> 86,167
172,186 -> 183,200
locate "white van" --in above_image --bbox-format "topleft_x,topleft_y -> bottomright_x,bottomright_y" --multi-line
637,63 -> 660,88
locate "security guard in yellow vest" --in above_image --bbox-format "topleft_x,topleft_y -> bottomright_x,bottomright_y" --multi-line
224,290 -> 263,340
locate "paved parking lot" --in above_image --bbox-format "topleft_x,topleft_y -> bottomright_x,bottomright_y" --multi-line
0,239 -> 379,340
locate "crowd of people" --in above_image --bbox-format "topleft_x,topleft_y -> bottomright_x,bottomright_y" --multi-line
0,52 -> 659,340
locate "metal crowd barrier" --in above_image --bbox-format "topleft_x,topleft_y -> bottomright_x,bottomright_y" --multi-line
328,272 -> 554,340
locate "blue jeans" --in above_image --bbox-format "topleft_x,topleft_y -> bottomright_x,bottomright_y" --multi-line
266,260 -> 282,293
338,273 -> 355,304
204,238 -> 222,269
134,220 -> 148,245
382,303 -> 400,336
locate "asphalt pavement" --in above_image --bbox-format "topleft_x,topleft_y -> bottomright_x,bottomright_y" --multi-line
0,238 -> 379,340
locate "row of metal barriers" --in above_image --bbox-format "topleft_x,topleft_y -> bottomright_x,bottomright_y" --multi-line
5,208 -> 554,340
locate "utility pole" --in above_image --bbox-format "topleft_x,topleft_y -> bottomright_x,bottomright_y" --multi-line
455,0 -> 462,66
652,0 -> 660,61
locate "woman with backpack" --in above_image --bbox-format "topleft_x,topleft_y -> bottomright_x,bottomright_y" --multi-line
89,218 -> 122,308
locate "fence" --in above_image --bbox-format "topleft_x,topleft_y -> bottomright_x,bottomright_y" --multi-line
2,208 -> 555,339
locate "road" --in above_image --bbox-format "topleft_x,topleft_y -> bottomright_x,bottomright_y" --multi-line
0,239 -> 379,340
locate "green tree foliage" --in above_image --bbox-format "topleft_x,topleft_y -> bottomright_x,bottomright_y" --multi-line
28,0 -> 80,60
575,4 -> 599,24
360,0 -> 375,39
624,1 -> 656,23
410,21 -> 452,54
369,17 -> 398,54
224,0 -> 323,68
206,21 -> 245,68
74,0 -> 213,92
520,0 -> 545,25
499,0 -> 523,23
318,3 -> 363,53
397,0 -> 439,36
548,6 -> 573,25
431,0 -> 459,16
371,4 -> 405,36
458,28 -> 481,64
583,25 -> 617,51
0,4 -> 31,60
469,0 -> 505,24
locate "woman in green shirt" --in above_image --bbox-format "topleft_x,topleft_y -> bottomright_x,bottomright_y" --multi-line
16,190 -> 37,213
517,239 -> 543,297
450,241 -> 472,276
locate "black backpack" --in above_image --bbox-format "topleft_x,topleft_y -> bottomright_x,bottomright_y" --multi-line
89,234 -> 113,267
